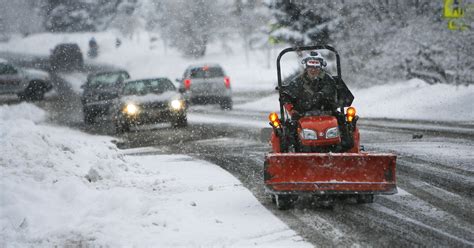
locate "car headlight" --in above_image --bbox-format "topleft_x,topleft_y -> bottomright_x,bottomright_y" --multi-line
124,103 -> 139,115
325,127 -> 339,139
300,129 -> 318,140
170,99 -> 184,110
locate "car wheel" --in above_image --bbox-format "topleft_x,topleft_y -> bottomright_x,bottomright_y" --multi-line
220,97 -> 233,110
83,109 -> 95,125
115,120 -> 130,134
19,82 -> 46,101
172,115 -> 187,128
17,92 -> 27,100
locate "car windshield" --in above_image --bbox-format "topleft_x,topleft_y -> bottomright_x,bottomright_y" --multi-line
0,63 -> 17,74
122,78 -> 175,95
88,72 -> 128,87
189,66 -> 224,78
55,45 -> 79,53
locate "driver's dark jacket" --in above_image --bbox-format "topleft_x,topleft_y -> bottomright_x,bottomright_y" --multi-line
281,70 -> 337,113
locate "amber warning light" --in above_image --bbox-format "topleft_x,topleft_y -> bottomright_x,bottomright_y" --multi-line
346,107 -> 356,122
269,112 -> 281,128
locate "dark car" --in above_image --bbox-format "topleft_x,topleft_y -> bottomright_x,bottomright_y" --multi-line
0,58 -> 52,100
178,64 -> 232,110
81,70 -> 130,124
50,43 -> 84,71
111,78 -> 187,133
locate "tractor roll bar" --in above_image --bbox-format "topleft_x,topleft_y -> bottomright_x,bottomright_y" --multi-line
276,45 -> 341,120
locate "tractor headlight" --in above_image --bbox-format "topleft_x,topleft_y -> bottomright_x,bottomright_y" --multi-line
124,103 -> 139,115
325,127 -> 340,139
300,129 -> 318,140
170,99 -> 184,110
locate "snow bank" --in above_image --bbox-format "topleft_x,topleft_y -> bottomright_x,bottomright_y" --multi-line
0,103 -> 310,247
352,79 -> 474,122
0,102 -> 47,123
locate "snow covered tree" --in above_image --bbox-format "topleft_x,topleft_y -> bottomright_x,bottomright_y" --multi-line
109,0 -> 145,39
89,0 -> 123,31
232,0 -> 271,63
42,0 -> 126,32
266,0 -> 472,86
331,0 -> 472,86
268,0 -> 333,46
43,0 -> 96,32
148,0 -> 225,58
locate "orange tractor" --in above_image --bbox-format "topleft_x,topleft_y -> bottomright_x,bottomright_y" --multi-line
264,45 -> 397,209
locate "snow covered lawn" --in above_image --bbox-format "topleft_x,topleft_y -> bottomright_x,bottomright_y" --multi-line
0,103 -> 310,247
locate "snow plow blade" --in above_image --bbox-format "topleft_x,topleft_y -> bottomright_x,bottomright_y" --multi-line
264,153 -> 397,195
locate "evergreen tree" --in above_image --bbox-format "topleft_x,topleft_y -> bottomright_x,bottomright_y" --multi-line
43,0 -> 96,32
110,0 -> 144,39
43,0 -> 125,32
268,0 -> 331,46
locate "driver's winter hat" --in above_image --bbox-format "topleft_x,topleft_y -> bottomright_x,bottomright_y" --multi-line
302,51 -> 325,69
305,59 -> 321,68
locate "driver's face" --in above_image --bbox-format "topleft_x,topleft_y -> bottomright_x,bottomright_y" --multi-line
306,67 -> 321,78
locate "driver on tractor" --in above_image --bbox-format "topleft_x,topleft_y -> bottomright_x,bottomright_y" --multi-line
281,51 -> 337,119
264,46 -> 397,209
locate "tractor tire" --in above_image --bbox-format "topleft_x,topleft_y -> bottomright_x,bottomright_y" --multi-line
275,195 -> 298,210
